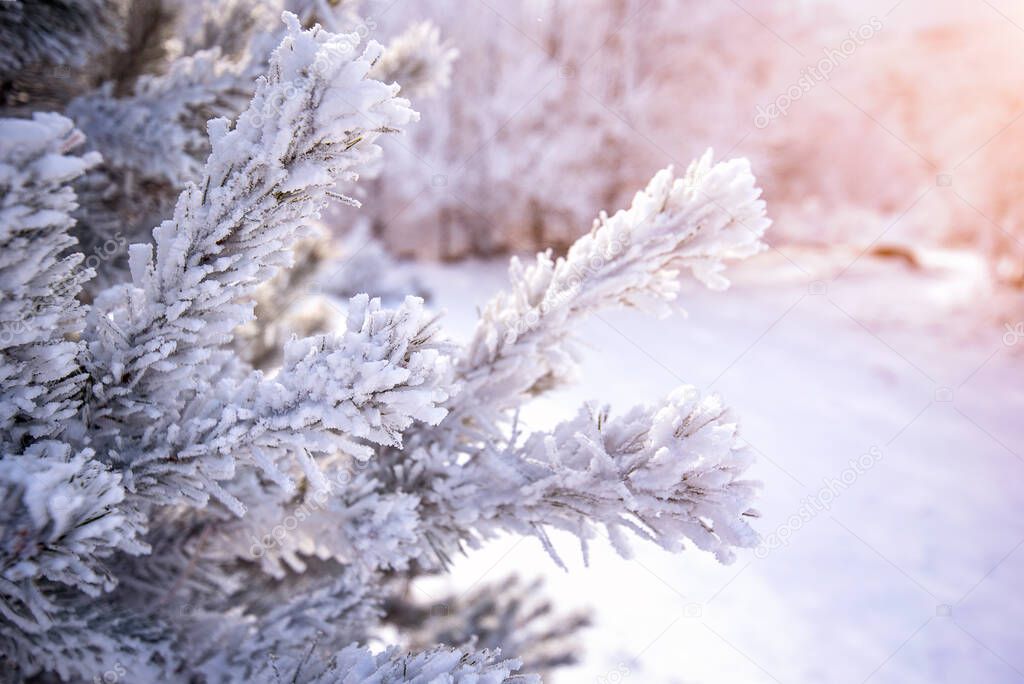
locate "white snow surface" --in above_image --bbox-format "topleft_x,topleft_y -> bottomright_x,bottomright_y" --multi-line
410,248 -> 1024,684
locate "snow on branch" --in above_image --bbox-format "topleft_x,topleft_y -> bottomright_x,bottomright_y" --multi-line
272,294 -> 452,458
81,14 -> 418,507
130,294 -> 453,513
0,444 -> 148,672
187,558 -> 535,683
86,12 -> 416,423
0,443 -> 145,600
190,564 -> 378,682
406,387 -> 759,567
384,151 -> 767,570
457,151 -> 770,418
204,467 -> 422,577
0,113 -> 98,445
0,113 -> 154,671
0,589 -> 174,682
509,388 -> 759,564
183,294 -> 451,568
391,574 -> 589,677
67,48 -> 248,191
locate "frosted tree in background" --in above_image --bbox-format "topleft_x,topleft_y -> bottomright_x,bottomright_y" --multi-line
0,3 -> 770,682
366,0 -> 908,259
366,0 -> 833,259
364,0 -> 1024,294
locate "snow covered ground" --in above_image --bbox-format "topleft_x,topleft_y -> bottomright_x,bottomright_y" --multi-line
411,247 -> 1024,684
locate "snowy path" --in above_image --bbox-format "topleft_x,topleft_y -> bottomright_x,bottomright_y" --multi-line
413,250 -> 1024,684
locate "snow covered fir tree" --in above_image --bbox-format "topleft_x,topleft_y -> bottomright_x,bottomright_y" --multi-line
0,2 -> 770,681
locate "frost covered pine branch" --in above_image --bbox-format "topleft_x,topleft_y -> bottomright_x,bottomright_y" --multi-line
379,154 -> 769,572
82,12 -> 423,513
0,6 -> 771,684
0,15 -> 473,682
460,153 -> 769,414
0,111 -> 151,683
